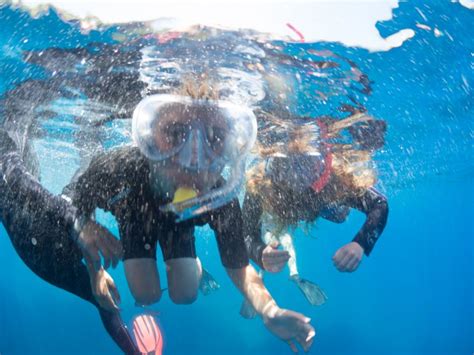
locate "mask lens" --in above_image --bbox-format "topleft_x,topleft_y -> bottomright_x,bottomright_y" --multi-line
157,121 -> 188,151
204,124 -> 227,155
152,105 -> 191,154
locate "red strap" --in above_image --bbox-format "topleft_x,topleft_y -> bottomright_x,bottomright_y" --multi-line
312,120 -> 332,193
286,23 -> 305,43
312,149 -> 332,192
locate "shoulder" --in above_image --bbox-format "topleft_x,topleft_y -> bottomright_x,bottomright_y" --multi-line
88,145 -> 147,178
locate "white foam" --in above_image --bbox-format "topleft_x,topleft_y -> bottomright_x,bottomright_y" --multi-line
459,0 -> 474,10
11,0 -> 414,51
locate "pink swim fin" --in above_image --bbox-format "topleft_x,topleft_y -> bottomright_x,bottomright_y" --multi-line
132,314 -> 163,355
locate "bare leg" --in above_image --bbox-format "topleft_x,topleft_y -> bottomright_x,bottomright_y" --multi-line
279,233 -> 298,277
166,257 -> 202,304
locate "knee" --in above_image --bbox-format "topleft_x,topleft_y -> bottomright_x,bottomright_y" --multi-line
169,287 -> 198,305
132,288 -> 162,306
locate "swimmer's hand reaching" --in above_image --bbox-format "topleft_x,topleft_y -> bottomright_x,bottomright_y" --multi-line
263,304 -> 316,353
262,241 -> 290,273
332,242 -> 364,272
77,220 -> 123,271
88,266 -> 121,312
227,265 -> 315,353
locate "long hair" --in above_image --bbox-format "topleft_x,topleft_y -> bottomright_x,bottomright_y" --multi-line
247,110 -> 381,229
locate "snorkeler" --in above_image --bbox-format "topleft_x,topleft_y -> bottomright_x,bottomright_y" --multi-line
242,111 -> 389,307
0,129 -> 141,354
68,87 -> 316,352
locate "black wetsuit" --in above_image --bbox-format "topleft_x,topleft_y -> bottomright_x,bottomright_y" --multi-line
0,130 -> 139,354
243,186 -> 389,269
67,145 -> 249,269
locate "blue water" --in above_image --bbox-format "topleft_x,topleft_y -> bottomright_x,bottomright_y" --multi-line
0,2 -> 473,354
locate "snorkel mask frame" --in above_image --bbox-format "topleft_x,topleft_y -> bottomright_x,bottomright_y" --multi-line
132,94 -> 257,221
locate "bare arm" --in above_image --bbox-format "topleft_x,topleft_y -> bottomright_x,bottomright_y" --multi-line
226,265 -> 276,315
227,265 -> 315,352
211,200 -> 314,351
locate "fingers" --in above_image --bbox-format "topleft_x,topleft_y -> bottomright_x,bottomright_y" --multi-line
337,252 -> 352,271
345,257 -> 360,272
263,253 -> 290,266
266,263 -> 286,273
333,252 -> 361,272
95,237 -> 113,269
84,245 -> 101,272
290,320 -> 316,353
88,224 -> 123,269
94,284 -> 119,312
101,229 -> 124,265
263,247 -> 290,273
102,292 -> 120,312
269,240 -> 280,249
286,340 -> 298,353
263,250 -> 290,264
333,249 -> 351,272
298,319 -> 316,352
265,249 -> 290,259
295,335 -> 311,353
108,279 -> 122,306
263,259 -> 289,273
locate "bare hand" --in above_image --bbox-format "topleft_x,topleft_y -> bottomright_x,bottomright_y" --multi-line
332,242 -> 364,272
262,241 -> 290,273
263,306 -> 316,353
78,220 -> 123,271
90,268 -> 121,312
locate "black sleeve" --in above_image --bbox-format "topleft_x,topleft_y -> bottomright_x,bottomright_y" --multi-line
242,193 -> 267,269
344,187 -> 389,256
0,130 -> 77,236
65,146 -> 138,217
208,199 -> 249,269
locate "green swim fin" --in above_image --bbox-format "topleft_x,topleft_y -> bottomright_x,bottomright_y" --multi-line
290,275 -> 328,306
199,268 -> 220,296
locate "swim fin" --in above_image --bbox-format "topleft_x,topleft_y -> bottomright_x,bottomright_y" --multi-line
239,298 -> 257,319
132,314 -> 163,355
290,275 -> 328,306
199,268 -> 220,296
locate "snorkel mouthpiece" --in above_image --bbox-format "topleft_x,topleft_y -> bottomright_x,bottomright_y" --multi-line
172,187 -> 198,204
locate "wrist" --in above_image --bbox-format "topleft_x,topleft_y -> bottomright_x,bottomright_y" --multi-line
352,239 -> 367,253
73,214 -> 89,242
73,214 -> 94,242
261,300 -> 280,320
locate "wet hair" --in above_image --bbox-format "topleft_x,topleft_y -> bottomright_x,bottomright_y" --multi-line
176,73 -> 220,101
247,110 -> 381,229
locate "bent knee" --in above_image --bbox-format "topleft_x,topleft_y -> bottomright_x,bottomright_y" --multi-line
133,289 -> 163,306
169,288 -> 198,305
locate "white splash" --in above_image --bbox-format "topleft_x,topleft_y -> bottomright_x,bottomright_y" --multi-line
11,0 -> 414,52
459,0 -> 474,10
